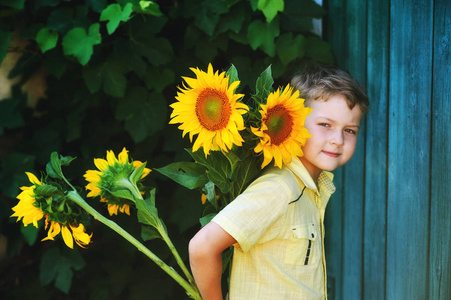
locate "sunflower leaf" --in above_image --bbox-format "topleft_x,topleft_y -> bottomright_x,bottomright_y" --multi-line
155,162 -> 208,190
187,149 -> 232,193
141,224 -> 162,241
255,65 -> 274,101
129,161 -> 147,186
226,64 -> 239,87
136,189 -> 159,228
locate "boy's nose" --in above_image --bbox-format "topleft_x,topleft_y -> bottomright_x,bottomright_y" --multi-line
329,130 -> 344,146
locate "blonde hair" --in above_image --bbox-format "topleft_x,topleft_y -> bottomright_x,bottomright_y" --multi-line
291,64 -> 369,114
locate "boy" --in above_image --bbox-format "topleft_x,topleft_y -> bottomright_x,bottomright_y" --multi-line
188,64 -> 369,300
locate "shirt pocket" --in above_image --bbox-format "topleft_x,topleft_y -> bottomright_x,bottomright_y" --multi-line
284,223 -> 318,266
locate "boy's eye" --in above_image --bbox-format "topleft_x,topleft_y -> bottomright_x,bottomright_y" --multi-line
345,129 -> 356,135
319,123 -> 330,127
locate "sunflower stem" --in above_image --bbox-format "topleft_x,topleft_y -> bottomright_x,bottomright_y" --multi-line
67,191 -> 202,300
131,189 -> 198,290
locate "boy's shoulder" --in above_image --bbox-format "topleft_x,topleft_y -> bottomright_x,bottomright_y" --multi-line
248,164 -> 305,199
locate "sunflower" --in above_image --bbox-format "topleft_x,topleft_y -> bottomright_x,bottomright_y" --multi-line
169,63 -> 249,156
84,148 -> 151,213
11,172 -> 45,228
252,85 -> 313,169
42,216 -> 92,249
11,172 -> 92,248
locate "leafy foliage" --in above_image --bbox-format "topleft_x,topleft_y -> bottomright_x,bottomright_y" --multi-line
0,0 -> 333,298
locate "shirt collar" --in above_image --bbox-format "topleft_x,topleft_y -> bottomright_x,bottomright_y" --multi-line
286,156 -> 336,195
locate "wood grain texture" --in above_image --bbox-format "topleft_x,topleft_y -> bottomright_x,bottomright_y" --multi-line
386,1 -> 433,299
429,0 -> 451,299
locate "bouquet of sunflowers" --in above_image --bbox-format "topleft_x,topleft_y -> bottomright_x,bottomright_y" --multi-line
10,64 -> 312,299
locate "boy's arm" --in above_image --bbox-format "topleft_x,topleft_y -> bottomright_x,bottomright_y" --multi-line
189,222 -> 237,300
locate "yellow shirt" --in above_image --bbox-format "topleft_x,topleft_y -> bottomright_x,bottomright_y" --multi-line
212,157 -> 335,300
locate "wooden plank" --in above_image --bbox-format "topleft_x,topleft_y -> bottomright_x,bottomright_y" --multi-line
429,0 -> 451,299
323,1 -> 347,299
363,0 -> 389,299
341,0 -> 367,299
386,1 -> 433,299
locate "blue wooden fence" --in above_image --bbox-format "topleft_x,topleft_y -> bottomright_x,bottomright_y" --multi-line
323,0 -> 450,299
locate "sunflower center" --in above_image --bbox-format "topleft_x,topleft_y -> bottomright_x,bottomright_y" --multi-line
264,104 -> 293,145
196,88 -> 232,131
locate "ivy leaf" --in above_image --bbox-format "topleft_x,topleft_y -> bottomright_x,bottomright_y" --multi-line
275,33 -> 307,65
0,0 -> 25,9
305,36 -> 334,64
155,162 -> 208,190
83,59 -> 128,97
247,19 -> 279,56
36,28 -> 58,53
115,87 -> 167,143
20,224 -> 39,245
100,3 -> 133,35
40,247 -> 85,294
62,23 -> 101,65
258,0 -> 284,23
184,0 -> 229,36
136,1 -> 163,16
144,67 -> 175,92
0,29 -> 12,63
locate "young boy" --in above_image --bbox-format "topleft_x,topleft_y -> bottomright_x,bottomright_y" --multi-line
188,64 -> 369,300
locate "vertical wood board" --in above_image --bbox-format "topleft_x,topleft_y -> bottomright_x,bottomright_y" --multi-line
363,0 -> 389,299
429,0 -> 451,299
386,1 -> 433,299
341,0 -> 367,299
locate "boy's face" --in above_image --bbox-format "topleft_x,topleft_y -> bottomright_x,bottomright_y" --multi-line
300,94 -> 363,181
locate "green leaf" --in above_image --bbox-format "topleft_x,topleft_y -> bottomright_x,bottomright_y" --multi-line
143,67 -> 175,92
47,152 -> 76,180
199,213 -> 216,227
0,0 -> 25,9
276,33 -> 307,65
305,36 -> 334,64
83,59 -> 128,97
226,64 -> 240,88
0,96 -> 25,132
255,65 -> 274,100
100,3 -> 133,35
187,149 -> 232,193
108,189 -> 134,201
258,0 -> 284,23
115,87 -> 167,142
34,184 -> 59,197
137,1 -> 163,16
231,155 -> 262,199
0,29 -> 12,64
155,162 -> 208,190
129,161 -> 147,186
40,247 -> 85,294
136,189 -> 159,228
62,23 -> 101,65
36,28 -> 58,53
184,0 -> 229,36
21,224 -> 39,245
247,19 -> 279,56
141,225 -> 161,241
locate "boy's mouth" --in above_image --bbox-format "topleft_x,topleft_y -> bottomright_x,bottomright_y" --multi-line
322,151 -> 341,158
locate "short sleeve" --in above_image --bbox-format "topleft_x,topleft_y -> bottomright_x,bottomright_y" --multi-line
212,174 -> 294,252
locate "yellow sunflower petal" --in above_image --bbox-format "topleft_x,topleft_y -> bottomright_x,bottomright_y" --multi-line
94,158 -> 108,171
61,225 -> 74,249
25,172 -> 42,185
118,148 -> 129,164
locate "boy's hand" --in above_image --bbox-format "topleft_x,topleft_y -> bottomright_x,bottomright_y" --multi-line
189,222 -> 237,300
